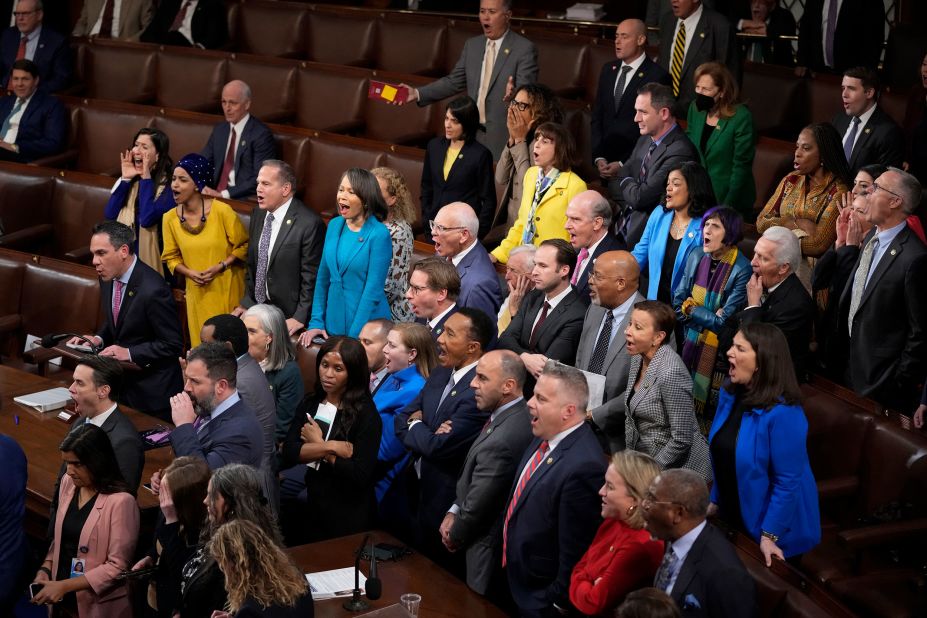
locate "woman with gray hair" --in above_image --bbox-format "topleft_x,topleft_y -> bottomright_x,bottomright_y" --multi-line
243,304 -> 304,442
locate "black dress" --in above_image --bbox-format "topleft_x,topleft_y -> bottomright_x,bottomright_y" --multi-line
709,397 -> 748,533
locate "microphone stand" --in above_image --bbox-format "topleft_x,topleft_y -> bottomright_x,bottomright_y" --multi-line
343,534 -> 371,612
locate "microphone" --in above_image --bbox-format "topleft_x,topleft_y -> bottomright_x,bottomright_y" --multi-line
40,333 -> 101,353
343,534 -> 371,612
365,544 -> 382,601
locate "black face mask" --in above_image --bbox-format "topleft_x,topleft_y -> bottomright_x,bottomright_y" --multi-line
695,93 -> 715,112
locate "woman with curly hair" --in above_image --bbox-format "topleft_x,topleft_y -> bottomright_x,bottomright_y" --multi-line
372,166 -> 416,322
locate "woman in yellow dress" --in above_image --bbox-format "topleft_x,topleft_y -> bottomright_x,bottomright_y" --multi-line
161,154 -> 249,346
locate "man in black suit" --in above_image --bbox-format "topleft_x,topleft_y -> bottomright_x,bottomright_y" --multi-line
833,168 -> 927,411
406,257 -> 460,340
610,83 -> 700,248
565,190 -> 622,301
592,18 -> 671,178
831,67 -> 905,174
233,160 -> 323,334
0,0 -> 71,93
737,0 -> 795,66
440,349 -> 533,595
72,221 -> 183,419
503,363 -> 605,617
729,226 -> 813,380
141,0 -> 227,49
796,0 -> 883,75
643,468 -> 757,617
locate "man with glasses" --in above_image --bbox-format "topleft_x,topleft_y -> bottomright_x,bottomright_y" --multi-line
642,468 -> 756,616
0,0 -> 70,93
432,202 -> 502,321
406,256 -> 460,341
498,244 -> 536,332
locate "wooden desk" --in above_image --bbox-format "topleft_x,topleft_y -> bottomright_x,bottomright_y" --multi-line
0,365 -> 173,536
288,532 -> 507,618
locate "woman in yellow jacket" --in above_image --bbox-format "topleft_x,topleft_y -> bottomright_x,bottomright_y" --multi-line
490,122 -> 587,264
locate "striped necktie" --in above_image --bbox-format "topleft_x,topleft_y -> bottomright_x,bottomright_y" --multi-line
670,21 -> 686,96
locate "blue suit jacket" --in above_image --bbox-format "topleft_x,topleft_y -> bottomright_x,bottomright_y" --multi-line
169,397 -> 263,470
632,207 -> 703,300
373,364 -> 425,502
308,216 -> 392,337
395,364 -> 487,531
709,389 -> 821,557
0,26 -> 71,93
0,89 -> 66,161
456,242 -> 502,320
200,116 -> 277,199
505,424 -> 606,615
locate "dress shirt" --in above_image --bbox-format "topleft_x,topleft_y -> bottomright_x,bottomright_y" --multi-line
820,0 -> 844,65
865,220 -> 907,287
450,239 -> 478,267
85,403 -> 118,428
513,420 -> 584,488
529,284 -> 573,334
1,92 -> 33,143
428,303 -> 457,331
370,365 -> 389,391
672,4 -> 704,59
22,25 -> 40,60
745,277 -> 785,310
175,0 -> 199,46
89,0 -> 123,36
220,113 -> 249,198
843,103 -> 877,153
592,293 -> 637,349
196,390 -> 241,433
665,520 -> 707,593
576,233 -> 607,281
480,30 -> 509,79
615,52 -> 646,98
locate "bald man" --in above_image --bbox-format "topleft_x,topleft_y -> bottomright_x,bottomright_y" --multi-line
565,190 -> 622,300
575,250 -> 644,452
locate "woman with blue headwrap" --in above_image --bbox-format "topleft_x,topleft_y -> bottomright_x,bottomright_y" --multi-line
161,153 -> 249,346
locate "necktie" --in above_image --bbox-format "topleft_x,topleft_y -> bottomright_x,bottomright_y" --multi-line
571,247 -> 590,285
654,544 -> 678,592
193,415 -> 209,434
502,440 -> 550,566
216,126 -> 237,192
0,97 -> 24,139
670,21 -> 686,96
112,280 -> 125,324
640,140 -> 658,182
528,301 -> 551,351
824,0 -> 838,68
6,36 -> 25,89
170,0 -> 192,32
99,0 -> 115,38
369,372 -> 378,392
843,116 -> 860,163
613,65 -> 633,112
587,310 -> 615,374
437,373 -> 456,409
847,235 -> 878,334
254,212 -> 274,303
476,39 -> 496,124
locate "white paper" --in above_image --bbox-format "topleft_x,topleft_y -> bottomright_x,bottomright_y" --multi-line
307,401 -> 339,471
578,369 -> 607,410
25,334 -> 62,366
14,387 -> 73,412
305,567 -> 366,600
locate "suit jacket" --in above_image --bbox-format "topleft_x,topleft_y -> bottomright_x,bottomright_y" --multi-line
45,476 -> 139,618
0,89 -> 66,162
169,397 -> 264,470
504,424 -> 606,615
456,242 -> 503,321
201,116 -> 276,199
395,364 -> 488,531
666,523 -> 757,618
740,6 -> 795,66
450,399 -> 534,594
591,56 -> 671,165
631,208 -> 702,301
574,233 -> 623,301
0,25 -> 71,92
96,258 -> 184,416
797,0 -> 883,73
658,8 -> 739,112
417,31 -> 538,159
141,0 -> 228,49
427,305 -> 457,340
72,0 -> 154,40
236,354 -> 278,508
422,137 -> 496,236
241,199 -> 324,324
673,248 -> 752,334
624,344 -> 711,480
498,287 -> 586,365
686,103 -> 756,216
831,105 -> 905,174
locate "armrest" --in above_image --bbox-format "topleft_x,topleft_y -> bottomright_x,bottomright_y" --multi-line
320,120 -> 365,135
29,148 -> 78,168
0,314 -> 22,332
0,223 -> 54,248
838,517 -> 927,551
390,131 -> 436,149
63,245 -> 92,263
817,476 -> 859,500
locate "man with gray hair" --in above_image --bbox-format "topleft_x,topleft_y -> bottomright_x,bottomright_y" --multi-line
498,244 -> 536,332
432,201 -> 502,320
729,225 -> 813,380
565,190 -> 622,300
0,0 -> 71,93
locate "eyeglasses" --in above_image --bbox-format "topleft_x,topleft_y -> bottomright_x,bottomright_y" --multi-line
871,182 -> 902,200
509,99 -> 531,112
642,492 -> 686,510
407,284 -> 430,296
589,271 -> 622,282
12,10 -> 37,16
429,220 -> 466,235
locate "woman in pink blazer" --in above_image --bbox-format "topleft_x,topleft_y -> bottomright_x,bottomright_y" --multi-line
32,424 -> 140,618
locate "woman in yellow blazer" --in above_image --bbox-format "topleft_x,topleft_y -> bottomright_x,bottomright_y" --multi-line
686,62 -> 756,220
490,122 -> 587,264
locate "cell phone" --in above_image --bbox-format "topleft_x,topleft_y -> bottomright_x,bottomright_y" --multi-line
311,335 -> 327,345
29,583 -> 44,599
142,482 -> 157,495
116,565 -> 158,580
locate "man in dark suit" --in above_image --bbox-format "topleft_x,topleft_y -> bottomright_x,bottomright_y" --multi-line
432,202 -> 502,321
831,67 -> 905,174
141,0 -> 227,49
729,226 -> 813,380
233,160 -> 323,333
658,0 -> 738,112
610,82 -> 700,248
0,58 -> 64,162
168,342 -> 264,470
503,363 -> 605,617
439,349 -> 534,595
738,0 -> 795,66
407,256 -> 461,340
0,0 -> 71,92
643,468 -> 757,617
565,191 -> 622,301
592,18 -> 671,178
832,168 -> 927,411
575,250 -> 644,453
200,80 -> 277,200
72,221 -> 184,419
796,0 -> 883,75
396,308 -> 493,559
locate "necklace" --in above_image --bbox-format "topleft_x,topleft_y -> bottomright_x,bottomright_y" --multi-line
670,216 -> 690,238
178,194 -> 208,234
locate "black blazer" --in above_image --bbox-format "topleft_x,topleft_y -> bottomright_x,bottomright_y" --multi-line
591,56 -> 671,165
797,0 -> 883,72
421,137 -> 496,237
141,0 -> 227,49
831,106 -> 905,174
241,199 -> 325,324
573,233 -> 623,301
497,287 -> 587,365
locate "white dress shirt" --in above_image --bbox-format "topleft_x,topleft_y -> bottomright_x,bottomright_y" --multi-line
89,0 -> 123,36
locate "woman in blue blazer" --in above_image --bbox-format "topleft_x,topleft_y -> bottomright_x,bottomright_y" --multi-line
709,323 -> 820,564
632,161 -> 714,304
300,168 -> 392,341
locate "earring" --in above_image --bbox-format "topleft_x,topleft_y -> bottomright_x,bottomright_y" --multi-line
626,504 -> 637,516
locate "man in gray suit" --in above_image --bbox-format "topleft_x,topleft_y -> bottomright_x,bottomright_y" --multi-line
396,0 -> 537,159
575,250 -> 644,453
72,0 -> 154,40
439,349 -> 533,595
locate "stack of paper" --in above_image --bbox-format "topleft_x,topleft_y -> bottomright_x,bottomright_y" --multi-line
566,3 -> 605,21
305,567 -> 366,600
14,387 -> 72,413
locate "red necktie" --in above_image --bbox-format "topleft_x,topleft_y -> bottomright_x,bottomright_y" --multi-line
112,280 -> 124,324
169,0 -> 192,32
502,441 -> 549,566
571,247 -> 589,285
98,0 -> 115,38
7,36 -> 25,90
528,301 -> 550,351
216,126 -> 236,191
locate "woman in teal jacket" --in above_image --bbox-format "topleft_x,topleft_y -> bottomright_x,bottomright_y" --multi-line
300,168 -> 392,341
686,62 -> 756,220
709,323 -> 820,565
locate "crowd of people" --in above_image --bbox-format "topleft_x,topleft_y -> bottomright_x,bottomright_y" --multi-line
0,0 -> 926,616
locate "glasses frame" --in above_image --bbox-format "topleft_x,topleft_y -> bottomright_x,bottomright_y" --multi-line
429,220 -> 467,235
508,99 -> 531,112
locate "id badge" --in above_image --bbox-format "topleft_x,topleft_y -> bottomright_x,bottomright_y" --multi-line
70,558 -> 86,578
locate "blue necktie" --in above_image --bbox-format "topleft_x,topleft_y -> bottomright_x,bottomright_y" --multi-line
0,98 -> 24,139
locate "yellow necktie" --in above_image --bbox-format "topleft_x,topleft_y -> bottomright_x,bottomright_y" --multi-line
670,21 -> 686,97
477,39 -> 496,124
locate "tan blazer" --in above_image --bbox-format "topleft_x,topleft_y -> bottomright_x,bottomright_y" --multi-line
72,0 -> 155,41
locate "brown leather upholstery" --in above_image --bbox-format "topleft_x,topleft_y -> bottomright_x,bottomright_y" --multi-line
48,174 -> 111,260
741,63 -> 809,140
275,133 -> 311,194
562,100 -> 596,183
0,166 -> 54,238
531,31 -> 589,100
301,139 -> 383,216
362,80 -> 438,148
293,338 -> 319,396
155,50 -> 226,114
73,106 -> 155,175
375,17 -> 447,77
304,12 -> 376,67
235,2 -> 309,58
752,137 -> 796,214
295,66 -> 367,134
151,115 -> 216,166
806,74 -> 843,128
82,43 -> 157,104
441,20 -> 483,75
581,39 -> 618,111
227,58 -> 297,123
381,148 -> 426,235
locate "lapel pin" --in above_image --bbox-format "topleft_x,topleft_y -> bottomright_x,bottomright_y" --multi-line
128,290 -> 135,297
890,249 -> 897,255
864,128 -> 871,134
358,236 -> 365,242
638,71 -> 644,78
286,219 -> 292,225
612,65 -> 617,71
546,457 -> 553,464
241,140 -> 246,147
450,390 -> 457,397
487,427 -> 493,433
79,545 -> 89,554
557,189 -> 563,196
699,32 -> 705,38
458,153 -> 464,160
687,232 -> 694,238
504,48 -> 510,55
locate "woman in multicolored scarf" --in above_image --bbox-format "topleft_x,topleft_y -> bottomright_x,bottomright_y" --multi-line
673,206 -> 751,432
